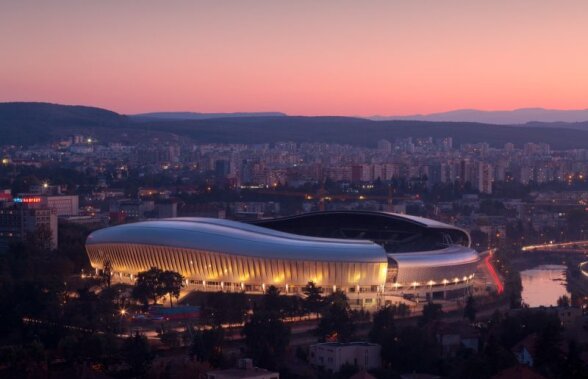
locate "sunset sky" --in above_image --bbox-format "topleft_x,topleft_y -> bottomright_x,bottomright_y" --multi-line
1,1 -> 587,116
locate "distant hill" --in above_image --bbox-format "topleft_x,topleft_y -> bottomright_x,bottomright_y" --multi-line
3,102 -> 588,149
130,111 -> 287,121
0,102 -> 127,145
133,116 -> 588,149
373,108 -> 588,124
522,121 -> 588,131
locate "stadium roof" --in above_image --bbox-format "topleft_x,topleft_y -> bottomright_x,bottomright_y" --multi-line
253,210 -> 469,233
390,245 -> 479,268
86,217 -> 387,263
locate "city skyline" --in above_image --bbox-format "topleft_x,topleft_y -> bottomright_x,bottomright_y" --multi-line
3,2 -> 588,378
2,1 -> 588,115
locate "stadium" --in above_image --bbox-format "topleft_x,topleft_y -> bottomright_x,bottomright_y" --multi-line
85,211 -> 480,308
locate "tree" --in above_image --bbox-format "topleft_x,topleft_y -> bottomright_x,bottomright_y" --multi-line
302,281 -> 324,318
57,335 -> 80,364
100,259 -> 113,289
5,242 -> 34,280
369,305 -> 398,344
27,224 -> 54,252
470,229 -> 489,250
396,303 -> 411,318
337,363 -> 359,379
563,340 -> 588,378
263,285 -> 284,314
282,295 -> 304,321
1,341 -> 47,377
567,209 -> 588,240
534,318 -> 563,375
242,307 -> 290,370
57,222 -> 91,271
131,267 -> 183,307
419,302 -> 443,327
160,270 -> 184,307
78,333 -> 119,367
204,292 -> 249,326
464,295 -> 477,322
369,305 -> 398,365
132,267 -> 165,306
121,332 -> 153,376
159,329 -> 181,348
190,326 -> 225,367
557,294 -> 570,308
315,290 -> 355,342
241,285 -> 291,369
388,326 -> 440,373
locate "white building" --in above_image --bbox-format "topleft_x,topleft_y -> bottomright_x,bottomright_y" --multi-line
309,342 -> 381,373
15,194 -> 79,216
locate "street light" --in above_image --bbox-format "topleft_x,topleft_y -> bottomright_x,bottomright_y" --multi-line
119,308 -> 127,337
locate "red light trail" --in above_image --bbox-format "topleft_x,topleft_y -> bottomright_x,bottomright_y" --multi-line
484,255 -> 504,294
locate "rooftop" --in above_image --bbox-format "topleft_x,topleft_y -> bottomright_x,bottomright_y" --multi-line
206,367 -> 279,379
313,342 -> 380,347
87,217 -> 387,263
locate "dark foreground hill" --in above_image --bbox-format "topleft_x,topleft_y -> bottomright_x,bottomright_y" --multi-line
0,102 -> 127,145
2,102 -> 588,149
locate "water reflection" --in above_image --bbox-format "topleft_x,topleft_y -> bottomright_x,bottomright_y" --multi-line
521,264 -> 569,307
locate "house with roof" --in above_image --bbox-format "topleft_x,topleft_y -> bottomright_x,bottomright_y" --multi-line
511,333 -> 538,367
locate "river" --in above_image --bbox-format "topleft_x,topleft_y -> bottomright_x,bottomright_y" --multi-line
520,264 -> 570,307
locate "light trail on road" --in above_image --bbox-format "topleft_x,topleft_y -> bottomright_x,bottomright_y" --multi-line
484,255 -> 504,294
522,240 -> 588,251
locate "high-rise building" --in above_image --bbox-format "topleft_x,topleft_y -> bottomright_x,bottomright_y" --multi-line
377,139 -> 392,153
437,137 -> 453,151
351,164 -> 372,182
0,206 -> 58,251
156,201 -> 178,218
215,160 -> 231,178
477,162 -> 493,194
15,194 -> 79,216
495,161 -> 507,182
427,164 -> 442,188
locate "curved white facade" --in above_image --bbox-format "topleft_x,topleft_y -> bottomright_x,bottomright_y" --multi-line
86,218 -> 388,293
86,213 -> 480,306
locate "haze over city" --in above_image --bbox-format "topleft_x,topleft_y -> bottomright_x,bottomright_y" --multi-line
2,0 -> 588,115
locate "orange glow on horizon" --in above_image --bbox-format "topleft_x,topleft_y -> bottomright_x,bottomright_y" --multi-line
1,1 -> 588,115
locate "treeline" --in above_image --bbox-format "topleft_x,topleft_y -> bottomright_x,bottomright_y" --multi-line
365,302 -> 588,378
